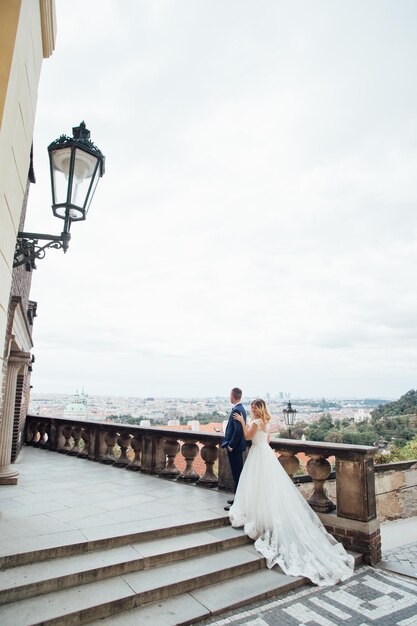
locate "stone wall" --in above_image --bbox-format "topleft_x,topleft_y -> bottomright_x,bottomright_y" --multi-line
0,0 -> 55,431
0,0 -> 55,482
374,461 -> 417,521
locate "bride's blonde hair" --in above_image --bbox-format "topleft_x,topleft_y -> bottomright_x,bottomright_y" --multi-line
251,398 -> 271,423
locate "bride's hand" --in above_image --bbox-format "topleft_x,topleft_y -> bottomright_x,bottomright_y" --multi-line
233,412 -> 244,423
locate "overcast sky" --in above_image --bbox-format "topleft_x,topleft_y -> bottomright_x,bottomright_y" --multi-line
26,0 -> 417,399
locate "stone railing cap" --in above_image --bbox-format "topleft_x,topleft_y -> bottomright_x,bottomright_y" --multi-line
270,437 -> 377,456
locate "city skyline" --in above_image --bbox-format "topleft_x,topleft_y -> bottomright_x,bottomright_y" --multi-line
29,390 -> 394,402
29,390 -> 380,428
25,1 -> 417,399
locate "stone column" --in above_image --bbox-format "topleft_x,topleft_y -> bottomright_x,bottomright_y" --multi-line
0,351 -> 31,484
336,456 -> 377,521
217,446 -> 234,491
141,435 -> 167,475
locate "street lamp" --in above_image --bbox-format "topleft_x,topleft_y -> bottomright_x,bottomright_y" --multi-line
283,400 -> 297,438
14,122 -> 105,270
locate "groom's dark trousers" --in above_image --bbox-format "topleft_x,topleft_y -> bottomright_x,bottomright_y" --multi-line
227,449 -> 244,492
222,402 -> 247,492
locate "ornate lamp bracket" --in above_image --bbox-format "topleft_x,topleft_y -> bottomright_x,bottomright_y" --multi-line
14,231 -> 71,270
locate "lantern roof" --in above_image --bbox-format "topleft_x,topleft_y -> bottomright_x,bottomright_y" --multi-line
48,122 -> 105,176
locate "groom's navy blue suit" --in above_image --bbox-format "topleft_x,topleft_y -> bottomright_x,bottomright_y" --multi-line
222,403 -> 247,492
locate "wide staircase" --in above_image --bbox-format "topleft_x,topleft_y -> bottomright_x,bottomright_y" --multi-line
0,513 -> 318,626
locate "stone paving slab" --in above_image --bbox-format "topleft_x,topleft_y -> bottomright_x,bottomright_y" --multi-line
381,517 -> 417,552
378,560 -> 417,581
0,447 -> 230,561
199,566 -> 417,626
378,540 -> 417,580
384,541 -> 417,566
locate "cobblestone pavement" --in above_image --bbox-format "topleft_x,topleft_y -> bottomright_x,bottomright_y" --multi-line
198,566 -> 417,626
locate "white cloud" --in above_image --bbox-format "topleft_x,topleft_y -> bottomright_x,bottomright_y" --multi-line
25,0 -> 417,398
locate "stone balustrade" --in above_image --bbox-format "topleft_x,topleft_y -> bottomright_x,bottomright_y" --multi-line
24,415 -> 381,563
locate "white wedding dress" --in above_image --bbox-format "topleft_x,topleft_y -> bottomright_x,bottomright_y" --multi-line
229,420 -> 354,586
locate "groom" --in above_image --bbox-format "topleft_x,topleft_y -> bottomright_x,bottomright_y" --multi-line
222,387 -> 247,511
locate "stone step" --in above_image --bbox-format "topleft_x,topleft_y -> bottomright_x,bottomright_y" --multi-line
0,512 -> 230,570
0,545 -> 267,626
88,550 -> 364,626
0,526 -> 250,605
89,567 -> 306,626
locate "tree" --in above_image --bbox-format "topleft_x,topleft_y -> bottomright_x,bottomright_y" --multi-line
375,435 -> 417,464
324,431 -> 343,443
371,390 -> 417,419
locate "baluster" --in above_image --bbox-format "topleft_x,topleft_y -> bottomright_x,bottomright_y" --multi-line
70,426 -> 83,455
306,453 -> 336,512
178,441 -> 199,481
79,428 -> 89,458
277,449 -> 300,478
38,422 -> 49,449
101,430 -> 118,464
60,424 -> 73,453
55,423 -> 65,452
115,433 -> 132,467
25,420 -> 37,445
127,434 -> 142,470
198,443 -> 218,486
160,438 -> 180,478
32,422 -> 44,447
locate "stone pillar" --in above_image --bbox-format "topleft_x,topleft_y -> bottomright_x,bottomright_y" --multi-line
141,435 -> 166,474
336,456 -> 377,522
217,446 -> 234,491
0,351 -> 30,484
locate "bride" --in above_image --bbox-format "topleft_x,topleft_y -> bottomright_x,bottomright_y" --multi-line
230,398 -> 354,586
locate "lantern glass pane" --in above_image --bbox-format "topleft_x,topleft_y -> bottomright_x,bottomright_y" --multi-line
83,167 -> 101,214
50,147 -> 73,217
70,148 -> 100,212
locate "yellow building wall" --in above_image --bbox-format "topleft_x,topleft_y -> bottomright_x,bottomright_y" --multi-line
0,0 -> 56,393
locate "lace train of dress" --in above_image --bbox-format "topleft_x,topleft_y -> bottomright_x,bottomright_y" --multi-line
229,420 -> 354,587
